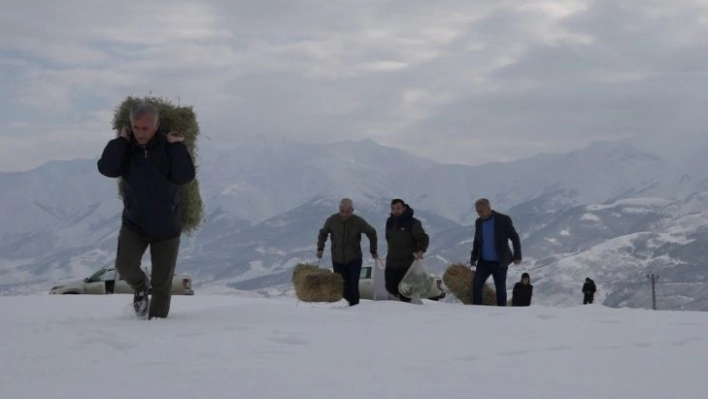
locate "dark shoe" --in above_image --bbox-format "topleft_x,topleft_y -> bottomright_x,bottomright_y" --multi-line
133,275 -> 150,317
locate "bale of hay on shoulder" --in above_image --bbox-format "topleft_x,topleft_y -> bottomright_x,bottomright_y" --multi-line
443,263 -> 499,306
111,95 -> 204,235
292,263 -> 343,303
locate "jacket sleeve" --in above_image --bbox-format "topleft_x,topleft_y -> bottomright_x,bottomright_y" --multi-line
504,215 -> 522,261
317,217 -> 331,251
511,284 -> 520,306
471,220 -> 481,262
166,142 -> 196,185
412,220 -> 430,253
97,138 -> 130,178
361,218 -> 378,255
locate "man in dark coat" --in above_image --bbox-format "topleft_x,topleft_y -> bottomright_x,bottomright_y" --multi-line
97,102 -> 195,319
385,199 -> 429,302
317,198 -> 378,306
470,198 -> 522,306
512,272 -> 533,306
583,278 -> 597,304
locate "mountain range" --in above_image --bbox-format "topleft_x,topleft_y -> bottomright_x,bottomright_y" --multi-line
1,131 -> 707,311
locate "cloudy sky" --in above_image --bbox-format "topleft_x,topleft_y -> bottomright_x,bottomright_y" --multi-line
1,0 -> 707,172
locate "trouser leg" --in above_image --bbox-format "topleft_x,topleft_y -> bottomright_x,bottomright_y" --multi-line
114,226 -> 149,291
472,261 -> 492,305
385,264 -> 411,303
489,262 -> 508,306
147,235 -> 181,319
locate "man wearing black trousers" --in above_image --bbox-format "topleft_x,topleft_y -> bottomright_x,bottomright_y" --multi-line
470,198 -> 522,306
384,199 -> 429,302
317,198 -> 378,306
97,102 -> 195,319
583,278 -> 597,304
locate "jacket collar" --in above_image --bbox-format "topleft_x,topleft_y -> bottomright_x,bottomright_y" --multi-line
131,130 -> 164,150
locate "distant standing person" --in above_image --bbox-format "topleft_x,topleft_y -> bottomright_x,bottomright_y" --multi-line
317,198 -> 378,306
470,198 -> 522,307
384,199 -> 429,302
97,102 -> 196,319
583,278 -> 597,304
511,272 -> 533,306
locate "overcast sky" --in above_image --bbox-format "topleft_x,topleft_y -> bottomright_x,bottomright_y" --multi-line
1,0 -> 707,172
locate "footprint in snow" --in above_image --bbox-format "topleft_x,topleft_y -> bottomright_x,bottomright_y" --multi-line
544,345 -> 572,352
498,350 -> 530,357
269,335 -> 309,346
669,337 -> 702,346
536,314 -> 556,320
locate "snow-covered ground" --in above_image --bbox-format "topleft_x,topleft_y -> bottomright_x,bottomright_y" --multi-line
2,294 -> 706,398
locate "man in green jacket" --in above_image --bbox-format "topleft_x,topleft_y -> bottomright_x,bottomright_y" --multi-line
385,199 -> 429,302
317,198 -> 378,306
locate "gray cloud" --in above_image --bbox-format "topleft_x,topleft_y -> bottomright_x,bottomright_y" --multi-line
1,0 -> 707,171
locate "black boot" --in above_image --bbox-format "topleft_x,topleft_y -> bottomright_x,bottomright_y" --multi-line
133,273 -> 150,317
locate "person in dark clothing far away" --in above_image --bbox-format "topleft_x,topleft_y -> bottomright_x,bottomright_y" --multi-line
511,272 -> 533,306
317,198 -> 378,306
384,199 -> 429,303
97,102 -> 195,319
583,278 -> 597,304
470,198 -> 522,307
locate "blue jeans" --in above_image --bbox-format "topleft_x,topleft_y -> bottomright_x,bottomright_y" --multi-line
333,258 -> 363,306
472,260 -> 507,306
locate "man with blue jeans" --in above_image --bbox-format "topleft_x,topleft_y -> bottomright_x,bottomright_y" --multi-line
470,198 -> 522,306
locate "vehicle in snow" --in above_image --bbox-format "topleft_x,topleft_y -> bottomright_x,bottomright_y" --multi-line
358,265 -> 446,301
49,266 -> 194,296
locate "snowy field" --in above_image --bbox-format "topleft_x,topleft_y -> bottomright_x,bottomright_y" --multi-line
1,294 -> 707,399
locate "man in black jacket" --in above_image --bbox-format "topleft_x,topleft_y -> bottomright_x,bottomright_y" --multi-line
583,278 -> 597,304
470,198 -> 522,306
97,102 -> 195,319
511,273 -> 533,306
385,199 -> 429,302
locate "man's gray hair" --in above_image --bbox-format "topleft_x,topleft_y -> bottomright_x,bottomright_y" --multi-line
339,198 -> 354,209
129,102 -> 159,125
475,198 -> 491,207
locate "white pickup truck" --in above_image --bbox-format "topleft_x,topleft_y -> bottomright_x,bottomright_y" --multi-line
49,267 -> 194,296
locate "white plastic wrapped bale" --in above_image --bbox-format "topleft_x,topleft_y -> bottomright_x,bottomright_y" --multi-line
398,260 -> 434,299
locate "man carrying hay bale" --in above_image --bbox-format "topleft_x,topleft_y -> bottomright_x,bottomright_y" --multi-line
384,199 -> 429,303
98,101 -> 195,319
316,198 -> 378,306
470,198 -> 522,307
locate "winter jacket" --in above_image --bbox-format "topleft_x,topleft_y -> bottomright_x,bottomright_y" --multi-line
97,132 -> 196,240
385,207 -> 429,268
583,280 -> 597,295
512,281 -> 533,306
317,213 -> 378,264
471,210 -> 522,268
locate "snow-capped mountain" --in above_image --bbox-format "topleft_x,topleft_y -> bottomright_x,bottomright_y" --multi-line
1,133 -> 707,310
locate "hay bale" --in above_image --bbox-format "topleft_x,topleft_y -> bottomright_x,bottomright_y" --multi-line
111,95 -> 204,235
443,264 -> 474,304
292,263 -> 343,303
443,263 -> 500,306
292,263 -> 319,287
